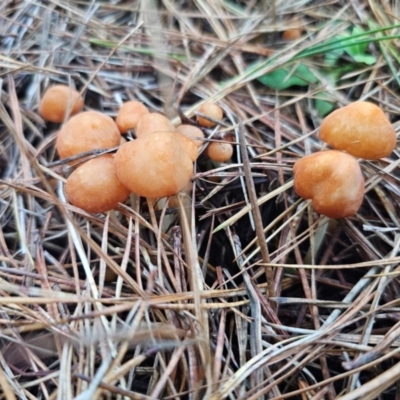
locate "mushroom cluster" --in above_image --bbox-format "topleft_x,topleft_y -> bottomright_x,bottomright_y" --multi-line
41,85 -> 229,214
293,101 -> 397,218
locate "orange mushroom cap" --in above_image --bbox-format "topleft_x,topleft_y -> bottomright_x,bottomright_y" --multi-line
176,124 -> 205,147
319,101 -> 397,160
206,141 -> 233,162
196,103 -> 224,128
116,101 -> 149,134
135,113 -> 176,137
56,111 -> 120,159
65,155 -> 130,213
114,131 -> 195,198
39,85 -> 84,123
282,28 -> 302,41
293,150 -> 365,218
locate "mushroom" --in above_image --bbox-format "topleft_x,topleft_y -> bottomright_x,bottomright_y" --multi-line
282,28 -> 302,41
319,101 -> 397,159
39,85 -> 84,123
293,150 -> 364,218
56,111 -> 120,159
114,131 -> 196,198
196,102 -> 224,127
65,154 -> 130,213
176,125 -> 205,147
135,113 -> 176,137
206,141 -> 233,162
116,100 -> 149,134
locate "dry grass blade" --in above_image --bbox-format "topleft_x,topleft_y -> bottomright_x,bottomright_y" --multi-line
237,120 -> 273,296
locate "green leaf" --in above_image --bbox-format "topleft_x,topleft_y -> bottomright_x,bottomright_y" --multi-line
258,64 -> 317,90
351,53 -> 377,64
324,47 -> 344,67
331,27 -> 377,65
317,26 -> 377,67
326,65 -> 355,81
343,27 -> 368,54
315,98 -> 335,117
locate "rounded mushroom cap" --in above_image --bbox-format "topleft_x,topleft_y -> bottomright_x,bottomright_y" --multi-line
116,101 -> 149,134
56,111 -> 120,159
319,101 -> 397,160
293,150 -> 365,219
196,103 -> 224,127
135,113 -> 176,137
206,141 -> 233,162
39,85 -> 84,123
114,131 -> 194,198
65,154 -> 130,213
176,132 -> 199,162
282,28 -> 302,41
176,124 -> 205,147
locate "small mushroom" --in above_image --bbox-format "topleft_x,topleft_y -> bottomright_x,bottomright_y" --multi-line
282,28 -> 302,41
56,111 -> 120,159
65,154 -> 130,213
135,113 -> 176,137
206,141 -> 233,162
293,150 -> 365,218
319,101 -> 397,159
116,101 -> 149,134
176,125 -> 205,147
39,85 -> 84,123
196,102 -> 224,127
114,131 -> 196,198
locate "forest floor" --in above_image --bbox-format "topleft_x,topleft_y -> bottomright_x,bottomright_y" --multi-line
1,1 -> 400,399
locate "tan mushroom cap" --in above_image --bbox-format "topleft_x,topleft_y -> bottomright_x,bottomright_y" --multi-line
196,103 -> 224,127
135,113 -> 176,137
114,131 -> 195,198
293,150 -> 365,219
319,101 -> 397,160
177,132 -> 199,162
206,141 -> 233,162
39,85 -> 84,123
65,155 -> 130,213
56,111 -> 120,159
282,28 -> 302,41
116,101 -> 149,134
176,124 -> 205,147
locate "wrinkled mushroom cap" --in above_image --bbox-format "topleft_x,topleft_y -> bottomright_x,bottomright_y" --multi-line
293,150 -> 365,218
39,85 -> 84,123
116,101 -> 149,134
65,155 -> 130,213
56,111 -> 120,159
114,131 -> 195,198
319,101 -> 396,160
